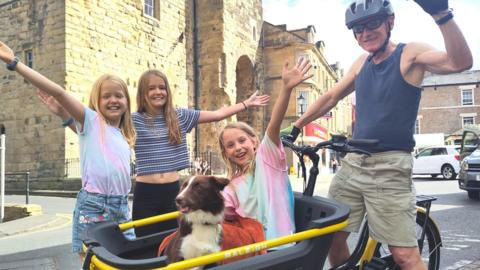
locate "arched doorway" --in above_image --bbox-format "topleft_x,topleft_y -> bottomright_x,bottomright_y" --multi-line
235,55 -> 255,124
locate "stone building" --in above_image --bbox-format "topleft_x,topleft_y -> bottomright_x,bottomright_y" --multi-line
0,0 -> 264,186
0,0 -> 348,187
418,70 -> 480,144
262,22 -> 352,171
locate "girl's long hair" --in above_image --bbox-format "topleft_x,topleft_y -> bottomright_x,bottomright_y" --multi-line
136,70 -> 181,145
88,74 -> 136,148
218,122 -> 259,178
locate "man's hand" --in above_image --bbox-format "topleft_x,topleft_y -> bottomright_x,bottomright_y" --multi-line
0,41 -> 15,63
282,57 -> 313,90
282,125 -> 301,143
414,0 -> 448,15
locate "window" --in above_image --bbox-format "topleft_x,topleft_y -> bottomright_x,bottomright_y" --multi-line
463,116 -> 475,127
25,50 -> 33,68
418,148 -> 433,157
144,0 -> 154,17
414,119 -> 420,134
144,0 -> 159,19
431,148 -> 447,156
462,89 -> 473,106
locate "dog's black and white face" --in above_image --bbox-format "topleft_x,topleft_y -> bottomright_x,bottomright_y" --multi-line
176,175 -> 230,218
163,176 -> 230,266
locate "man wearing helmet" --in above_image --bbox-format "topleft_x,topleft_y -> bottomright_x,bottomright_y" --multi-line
286,0 -> 472,269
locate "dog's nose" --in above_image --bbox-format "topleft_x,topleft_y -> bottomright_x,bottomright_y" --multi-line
175,196 -> 183,205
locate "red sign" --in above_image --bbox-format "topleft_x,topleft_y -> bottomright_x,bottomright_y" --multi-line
305,122 -> 328,140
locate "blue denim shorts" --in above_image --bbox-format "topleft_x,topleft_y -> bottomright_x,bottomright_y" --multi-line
72,189 -> 135,253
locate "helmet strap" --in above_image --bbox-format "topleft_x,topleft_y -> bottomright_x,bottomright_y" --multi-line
368,22 -> 392,62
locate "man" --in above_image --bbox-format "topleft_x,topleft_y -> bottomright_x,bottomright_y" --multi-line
287,0 -> 472,269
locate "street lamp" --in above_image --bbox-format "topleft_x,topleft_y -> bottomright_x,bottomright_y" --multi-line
297,93 -> 306,145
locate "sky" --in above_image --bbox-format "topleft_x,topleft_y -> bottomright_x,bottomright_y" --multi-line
262,0 -> 480,71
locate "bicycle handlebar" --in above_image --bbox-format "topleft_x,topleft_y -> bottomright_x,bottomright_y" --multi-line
281,134 -> 378,196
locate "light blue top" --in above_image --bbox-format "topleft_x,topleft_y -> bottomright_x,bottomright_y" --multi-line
76,107 -> 132,195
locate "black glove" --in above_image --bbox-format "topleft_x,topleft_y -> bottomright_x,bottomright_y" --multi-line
414,0 -> 449,15
283,126 -> 301,143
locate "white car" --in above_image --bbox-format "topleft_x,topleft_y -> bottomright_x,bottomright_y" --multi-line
412,146 -> 460,180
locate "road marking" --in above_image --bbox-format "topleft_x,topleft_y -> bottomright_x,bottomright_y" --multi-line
430,204 -> 462,211
442,260 -> 473,270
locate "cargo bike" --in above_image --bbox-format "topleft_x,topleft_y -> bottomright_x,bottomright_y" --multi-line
82,135 -> 440,269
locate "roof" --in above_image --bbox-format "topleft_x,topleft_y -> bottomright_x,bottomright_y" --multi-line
422,70 -> 480,87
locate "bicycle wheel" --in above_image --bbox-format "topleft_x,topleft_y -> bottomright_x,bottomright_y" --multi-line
374,211 -> 441,270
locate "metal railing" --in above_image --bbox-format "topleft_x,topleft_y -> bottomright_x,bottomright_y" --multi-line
5,172 -> 30,204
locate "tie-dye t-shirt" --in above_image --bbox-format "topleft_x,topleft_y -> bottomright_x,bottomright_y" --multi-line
76,107 -> 132,195
222,134 -> 295,241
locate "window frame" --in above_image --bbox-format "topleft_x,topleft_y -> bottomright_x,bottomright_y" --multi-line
462,116 -> 475,127
461,88 -> 474,106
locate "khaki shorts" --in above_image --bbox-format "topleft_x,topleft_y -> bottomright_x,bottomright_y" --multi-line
328,151 -> 418,247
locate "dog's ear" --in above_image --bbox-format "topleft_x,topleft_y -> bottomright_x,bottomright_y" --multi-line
210,176 -> 230,190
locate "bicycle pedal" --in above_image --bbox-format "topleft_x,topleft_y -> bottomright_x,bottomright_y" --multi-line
362,257 -> 388,270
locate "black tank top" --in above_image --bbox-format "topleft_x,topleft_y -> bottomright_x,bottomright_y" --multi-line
353,43 -> 421,153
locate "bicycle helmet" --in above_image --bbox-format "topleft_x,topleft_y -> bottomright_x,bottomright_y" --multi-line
345,0 -> 394,29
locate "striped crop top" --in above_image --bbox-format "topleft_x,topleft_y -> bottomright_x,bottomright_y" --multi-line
133,108 -> 200,176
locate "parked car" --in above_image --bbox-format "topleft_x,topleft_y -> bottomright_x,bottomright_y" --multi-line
412,146 -> 460,180
458,126 -> 480,200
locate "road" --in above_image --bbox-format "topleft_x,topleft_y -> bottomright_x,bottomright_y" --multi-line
0,175 -> 478,269
413,176 -> 480,270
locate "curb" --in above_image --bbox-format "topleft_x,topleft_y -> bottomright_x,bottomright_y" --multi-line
0,214 -> 72,238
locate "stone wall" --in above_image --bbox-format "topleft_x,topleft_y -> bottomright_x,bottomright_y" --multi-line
195,0 -> 264,154
0,0 -> 67,180
0,0 -> 192,182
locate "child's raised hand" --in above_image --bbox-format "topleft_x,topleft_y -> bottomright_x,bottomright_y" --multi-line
244,90 -> 270,108
37,89 -> 71,119
0,41 -> 15,63
282,58 -> 313,90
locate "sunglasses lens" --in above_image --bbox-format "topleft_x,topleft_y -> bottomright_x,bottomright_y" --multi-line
353,17 -> 385,34
366,19 -> 383,30
353,25 -> 364,34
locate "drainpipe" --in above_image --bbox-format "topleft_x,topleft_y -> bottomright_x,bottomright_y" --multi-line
192,0 -> 200,156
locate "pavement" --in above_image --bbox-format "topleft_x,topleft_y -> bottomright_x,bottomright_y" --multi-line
1,171 -> 479,269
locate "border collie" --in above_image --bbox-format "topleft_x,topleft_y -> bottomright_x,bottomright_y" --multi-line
164,175 -> 230,269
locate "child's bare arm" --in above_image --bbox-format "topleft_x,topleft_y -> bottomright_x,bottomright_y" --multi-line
267,58 -> 312,146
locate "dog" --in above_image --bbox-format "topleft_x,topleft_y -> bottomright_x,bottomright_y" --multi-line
163,175 -> 230,269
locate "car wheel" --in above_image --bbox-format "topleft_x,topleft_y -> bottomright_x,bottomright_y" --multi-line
441,164 -> 457,180
430,174 -> 438,178
468,190 -> 480,200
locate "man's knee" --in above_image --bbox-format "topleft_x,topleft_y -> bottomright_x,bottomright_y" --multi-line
390,246 -> 424,269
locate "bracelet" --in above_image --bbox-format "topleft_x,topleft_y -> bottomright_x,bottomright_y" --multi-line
62,117 -> 74,127
6,56 -> 20,71
436,11 -> 453,25
241,101 -> 248,110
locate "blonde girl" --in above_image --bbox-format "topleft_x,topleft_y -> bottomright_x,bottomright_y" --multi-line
219,58 -> 312,242
0,41 -> 136,255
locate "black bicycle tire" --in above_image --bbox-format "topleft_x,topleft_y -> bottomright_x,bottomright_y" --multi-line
374,211 -> 441,270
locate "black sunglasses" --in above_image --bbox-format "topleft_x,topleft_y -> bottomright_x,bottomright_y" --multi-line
352,17 -> 386,34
